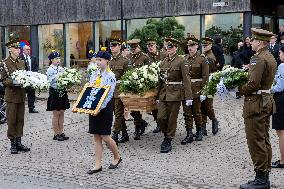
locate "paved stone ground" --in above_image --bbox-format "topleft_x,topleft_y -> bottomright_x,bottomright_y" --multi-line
0,95 -> 283,189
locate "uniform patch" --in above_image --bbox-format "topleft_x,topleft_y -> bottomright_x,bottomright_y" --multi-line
250,60 -> 257,65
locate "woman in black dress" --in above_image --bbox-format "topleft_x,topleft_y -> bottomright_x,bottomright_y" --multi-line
46,51 -> 70,141
271,46 -> 284,168
87,50 -> 121,174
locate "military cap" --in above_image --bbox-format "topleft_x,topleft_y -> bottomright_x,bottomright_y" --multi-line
164,37 -> 180,46
251,28 -> 274,41
110,37 -> 122,44
186,36 -> 199,45
48,50 -> 60,60
5,33 -> 20,48
146,37 -> 157,43
127,38 -> 141,48
201,37 -> 214,45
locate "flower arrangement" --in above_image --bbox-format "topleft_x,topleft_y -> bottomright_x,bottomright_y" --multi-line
119,61 -> 160,95
57,68 -> 82,91
202,65 -> 248,97
87,63 -> 98,75
11,70 -> 50,92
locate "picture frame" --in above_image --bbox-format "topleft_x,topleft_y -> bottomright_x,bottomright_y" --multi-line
72,83 -> 110,116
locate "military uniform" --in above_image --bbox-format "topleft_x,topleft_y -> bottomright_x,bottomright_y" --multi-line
157,37 -> 192,153
0,37 -> 30,154
127,39 -> 150,140
109,52 -> 129,143
147,45 -> 167,133
181,37 -> 209,144
239,28 -> 276,189
200,37 -> 219,136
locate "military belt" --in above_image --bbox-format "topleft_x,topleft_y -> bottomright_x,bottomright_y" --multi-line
252,90 -> 271,95
166,81 -> 183,85
191,79 -> 202,82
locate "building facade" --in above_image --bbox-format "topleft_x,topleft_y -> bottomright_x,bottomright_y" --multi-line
0,0 -> 283,67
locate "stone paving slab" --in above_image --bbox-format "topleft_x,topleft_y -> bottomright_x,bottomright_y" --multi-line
0,96 -> 283,189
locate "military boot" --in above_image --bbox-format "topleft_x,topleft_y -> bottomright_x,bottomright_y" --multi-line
118,129 -> 129,143
201,124 -> 208,136
212,118 -> 219,135
112,131 -> 119,145
10,139 -> 18,154
195,127 -> 203,141
160,137 -> 172,153
152,123 -> 161,133
134,126 -> 141,140
16,137 -> 30,152
139,119 -> 148,135
181,128 -> 194,145
239,171 -> 270,189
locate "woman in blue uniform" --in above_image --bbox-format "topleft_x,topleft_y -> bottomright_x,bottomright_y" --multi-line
46,51 -> 70,141
87,49 -> 122,174
271,46 -> 284,168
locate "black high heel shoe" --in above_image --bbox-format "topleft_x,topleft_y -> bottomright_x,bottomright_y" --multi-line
109,157 -> 122,169
87,167 -> 102,174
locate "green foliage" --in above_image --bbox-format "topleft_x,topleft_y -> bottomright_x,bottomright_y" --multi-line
42,30 -> 64,60
128,17 -> 185,54
205,24 -> 243,55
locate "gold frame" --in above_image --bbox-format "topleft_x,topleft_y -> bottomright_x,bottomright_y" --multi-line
72,83 -> 110,116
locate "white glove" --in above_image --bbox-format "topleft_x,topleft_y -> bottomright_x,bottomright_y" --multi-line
185,100 -> 193,106
234,87 -> 239,92
200,95 -> 206,102
13,80 -> 21,86
156,100 -> 160,104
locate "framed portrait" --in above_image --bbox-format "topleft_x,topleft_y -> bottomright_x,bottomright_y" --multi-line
72,83 -> 110,116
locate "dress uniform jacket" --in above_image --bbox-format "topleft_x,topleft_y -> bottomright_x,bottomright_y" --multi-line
109,53 -> 129,98
147,50 -> 167,63
157,54 -> 192,101
127,51 -> 150,68
184,53 -> 209,98
239,46 -> 276,172
204,50 -> 217,74
0,56 -> 26,103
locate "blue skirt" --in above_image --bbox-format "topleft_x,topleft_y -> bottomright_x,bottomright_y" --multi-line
88,101 -> 113,135
46,87 -> 70,111
272,91 -> 284,130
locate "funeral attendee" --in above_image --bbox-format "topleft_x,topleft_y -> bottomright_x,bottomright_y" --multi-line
157,37 -> 192,153
0,34 -> 30,154
238,28 -> 276,189
146,38 -> 167,133
87,49 -> 121,174
127,38 -> 150,140
20,45 -> 39,113
181,36 -> 209,144
46,51 -> 70,141
271,45 -> 284,169
109,38 -> 130,144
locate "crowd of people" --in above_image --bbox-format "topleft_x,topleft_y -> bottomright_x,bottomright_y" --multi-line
1,25 -> 284,189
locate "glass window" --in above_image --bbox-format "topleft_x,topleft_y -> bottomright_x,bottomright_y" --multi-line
279,19 -> 284,28
127,19 -> 149,39
38,24 -> 64,68
205,13 -> 243,31
69,22 -> 93,60
98,20 -> 123,48
252,15 -> 262,28
264,16 -> 273,31
175,16 -> 200,38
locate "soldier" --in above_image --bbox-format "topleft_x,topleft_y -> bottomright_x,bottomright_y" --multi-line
157,37 -> 192,153
109,38 -> 130,144
127,38 -> 150,140
181,37 -> 209,144
200,37 -> 219,136
146,38 -> 167,133
0,35 -> 30,154
238,28 -> 276,189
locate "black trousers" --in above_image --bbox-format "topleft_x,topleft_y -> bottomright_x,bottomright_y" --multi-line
26,88 -> 36,109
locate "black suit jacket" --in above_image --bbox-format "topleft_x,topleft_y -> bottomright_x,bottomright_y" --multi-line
268,43 -> 280,61
19,54 -> 39,72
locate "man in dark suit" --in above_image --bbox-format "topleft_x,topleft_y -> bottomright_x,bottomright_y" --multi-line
211,36 -> 225,71
20,45 -> 39,113
268,35 -> 280,61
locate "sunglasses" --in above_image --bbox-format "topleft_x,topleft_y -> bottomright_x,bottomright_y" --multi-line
166,44 -> 175,49
110,43 -> 119,47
